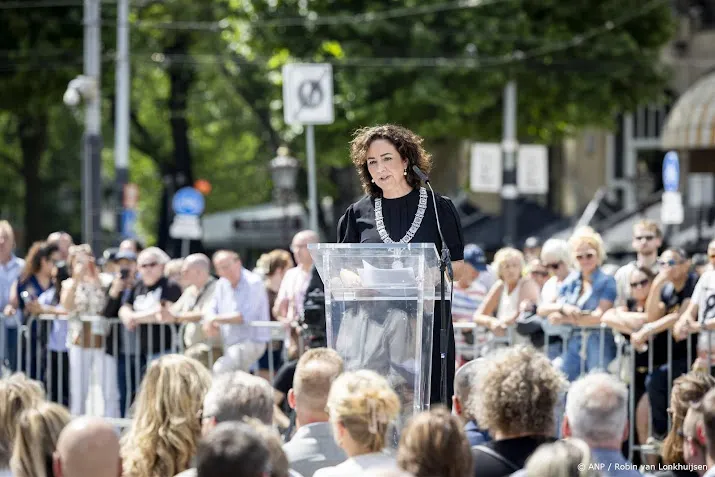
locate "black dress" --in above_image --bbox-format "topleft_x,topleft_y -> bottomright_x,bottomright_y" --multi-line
337,186 -> 465,406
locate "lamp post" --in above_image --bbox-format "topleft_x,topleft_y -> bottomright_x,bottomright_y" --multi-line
270,147 -> 299,247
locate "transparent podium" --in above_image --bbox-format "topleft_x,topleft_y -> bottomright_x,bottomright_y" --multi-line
308,243 -> 444,422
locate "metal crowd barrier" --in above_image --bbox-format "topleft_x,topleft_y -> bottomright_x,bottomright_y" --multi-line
1,314 -> 292,422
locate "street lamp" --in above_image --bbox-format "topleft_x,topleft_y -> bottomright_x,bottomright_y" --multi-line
270,147 -> 299,246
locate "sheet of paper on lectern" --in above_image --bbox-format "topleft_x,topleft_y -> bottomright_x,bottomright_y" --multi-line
357,260 -> 416,287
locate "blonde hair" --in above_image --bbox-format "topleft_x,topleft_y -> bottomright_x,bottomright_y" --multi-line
492,247 -> 526,280
525,438 -> 600,477
10,402 -> 71,477
256,249 -> 294,277
568,226 -> 607,267
540,239 -> 571,267
0,374 -> 45,467
0,220 -> 15,246
121,355 -> 212,477
476,346 -> 566,437
164,259 -> 184,279
397,407 -> 474,477
633,219 -> 662,239
294,348 -> 344,413
327,370 -> 401,453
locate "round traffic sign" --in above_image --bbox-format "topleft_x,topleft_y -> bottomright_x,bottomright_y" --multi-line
172,187 -> 205,216
662,150 -> 680,193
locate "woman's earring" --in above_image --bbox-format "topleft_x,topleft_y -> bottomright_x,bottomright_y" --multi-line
371,179 -> 375,183
403,168 -> 407,176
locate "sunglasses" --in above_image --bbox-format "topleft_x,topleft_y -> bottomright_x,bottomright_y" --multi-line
544,262 -> 561,270
634,235 -> 655,242
709,254 -> 715,259
658,259 -> 684,267
630,278 -> 650,289
139,262 -> 159,269
531,270 -> 549,277
575,253 -> 596,261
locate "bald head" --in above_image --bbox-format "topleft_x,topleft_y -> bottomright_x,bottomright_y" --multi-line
54,417 -> 121,477
184,253 -> 211,272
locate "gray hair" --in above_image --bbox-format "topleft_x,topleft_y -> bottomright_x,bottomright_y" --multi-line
138,246 -> 170,266
184,253 -> 211,273
565,373 -> 628,444
540,239 -> 571,267
454,359 -> 485,421
202,371 -> 273,425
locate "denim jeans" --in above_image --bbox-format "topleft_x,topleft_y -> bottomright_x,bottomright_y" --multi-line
117,353 -> 147,417
562,329 -> 617,382
646,357 -> 690,438
3,326 -> 19,372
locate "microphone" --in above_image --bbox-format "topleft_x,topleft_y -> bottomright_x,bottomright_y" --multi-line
412,164 -> 454,407
412,166 -> 453,280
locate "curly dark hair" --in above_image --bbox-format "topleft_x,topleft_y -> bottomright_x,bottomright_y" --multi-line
349,124 -> 432,197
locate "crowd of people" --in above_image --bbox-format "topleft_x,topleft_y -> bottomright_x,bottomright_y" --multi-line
4,122 -> 715,477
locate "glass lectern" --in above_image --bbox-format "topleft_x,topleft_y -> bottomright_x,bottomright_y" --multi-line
308,243 -> 443,421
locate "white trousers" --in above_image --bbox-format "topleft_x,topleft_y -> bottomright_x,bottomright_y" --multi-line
69,346 -> 120,418
212,342 -> 266,375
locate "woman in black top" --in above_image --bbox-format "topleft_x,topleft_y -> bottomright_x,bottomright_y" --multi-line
337,124 -> 465,406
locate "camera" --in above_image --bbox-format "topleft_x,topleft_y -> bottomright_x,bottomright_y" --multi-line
120,268 -> 130,280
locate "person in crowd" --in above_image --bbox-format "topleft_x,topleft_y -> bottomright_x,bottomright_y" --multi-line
161,254 -> 220,368
523,237 -> 542,262
283,348 -> 346,477
0,374 -> 44,476
521,438 -> 602,477
397,407 -> 474,477
118,239 -> 143,255
47,232 -> 74,262
671,402 -> 708,476
257,249 -> 294,382
314,370 -> 401,477
630,248 -> 698,442
562,373 -> 642,477
175,370 -> 274,477
121,355 -> 212,477
195,422 -> 271,477
706,240 -> 715,273
205,250 -> 271,374
337,124 -> 466,406
118,247 -> 182,362
165,259 -> 185,289
53,416 -> 122,477
6,241 -> 61,379
526,259 -> 550,290
10,401 -> 71,477
452,358 -> 489,446
102,249 -> 141,417
614,221 -> 662,306
654,372 -> 715,477
539,227 -> 617,381
0,221 -> 25,373
274,230 -> 319,361
61,244 -> 120,418
601,266 -> 655,449
690,387 -> 715,476
675,261 -> 715,344
248,420 -> 301,477
536,238 -> 575,361
471,345 -> 564,477
693,254 -> 709,277
453,244 -> 494,364
37,261 -> 70,406
472,247 -> 540,343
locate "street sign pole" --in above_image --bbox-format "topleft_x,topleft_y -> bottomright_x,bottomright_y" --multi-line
305,124 -> 319,233
181,239 -> 190,258
502,80 -> 518,247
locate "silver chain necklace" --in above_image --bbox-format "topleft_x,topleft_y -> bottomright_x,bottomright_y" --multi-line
374,187 -> 428,244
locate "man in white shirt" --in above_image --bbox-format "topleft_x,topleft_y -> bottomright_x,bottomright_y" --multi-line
206,250 -> 271,374
0,220 -> 25,372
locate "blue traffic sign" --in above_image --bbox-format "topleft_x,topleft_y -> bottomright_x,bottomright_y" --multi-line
662,151 -> 680,193
172,187 -> 205,216
121,209 -> 138,239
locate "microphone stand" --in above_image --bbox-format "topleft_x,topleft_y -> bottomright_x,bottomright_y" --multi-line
413,166 -> 453,406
